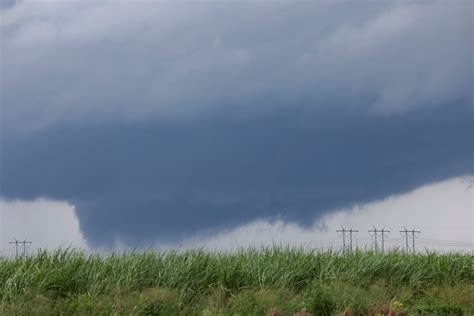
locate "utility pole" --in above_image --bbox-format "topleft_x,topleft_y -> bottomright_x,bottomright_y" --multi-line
381,228 -> 390,252
369,227 -> 379,251
9,239 -> 32,257
368,227 -> 390,252
9,239 -> 19,257
22,240 -> 32,256
337,227 -> 358,253
349,228 -> 358,251
400,227 -> 420,253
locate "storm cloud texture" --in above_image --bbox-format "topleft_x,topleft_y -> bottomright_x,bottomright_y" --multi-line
1,0 -> 472,246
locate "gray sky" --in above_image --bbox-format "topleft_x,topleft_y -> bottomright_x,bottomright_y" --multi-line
0,0 -> 472,248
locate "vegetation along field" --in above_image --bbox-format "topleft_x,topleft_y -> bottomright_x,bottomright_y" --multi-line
0,248 -> 472,315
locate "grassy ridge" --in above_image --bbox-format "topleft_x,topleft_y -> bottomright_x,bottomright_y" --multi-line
0,248 -> 473,315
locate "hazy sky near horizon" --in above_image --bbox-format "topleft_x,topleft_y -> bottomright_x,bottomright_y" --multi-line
1,0 -> 472,248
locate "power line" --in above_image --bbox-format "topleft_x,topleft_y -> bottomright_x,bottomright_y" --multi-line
417,239 -> 473,248
418,238 -> 473,246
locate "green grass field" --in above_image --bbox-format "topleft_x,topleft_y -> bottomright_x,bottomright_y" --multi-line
0,248 -> 472,315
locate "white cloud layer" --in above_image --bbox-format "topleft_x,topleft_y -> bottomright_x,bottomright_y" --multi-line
175,176 -> 473,252
1,0 -> 471,132
0,198 -> 87,255
1,177 -> 472,255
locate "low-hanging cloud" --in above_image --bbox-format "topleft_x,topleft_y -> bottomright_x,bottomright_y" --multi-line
1,0 -> 472,246
173,176 -> 473,252
2,105 -> 472,246
2,177 -> 470,254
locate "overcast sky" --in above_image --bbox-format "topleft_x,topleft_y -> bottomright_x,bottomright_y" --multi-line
0,0 -> 472,250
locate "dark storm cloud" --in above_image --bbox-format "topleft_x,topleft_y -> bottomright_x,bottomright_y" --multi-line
2,104 -> 472,246
1,0 -> 470,131
0,0 -> 18,10
1,0 -> 472,246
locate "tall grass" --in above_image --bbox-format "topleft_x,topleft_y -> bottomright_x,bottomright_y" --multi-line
0,248 -> 472,314
1,248 -> 471,298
